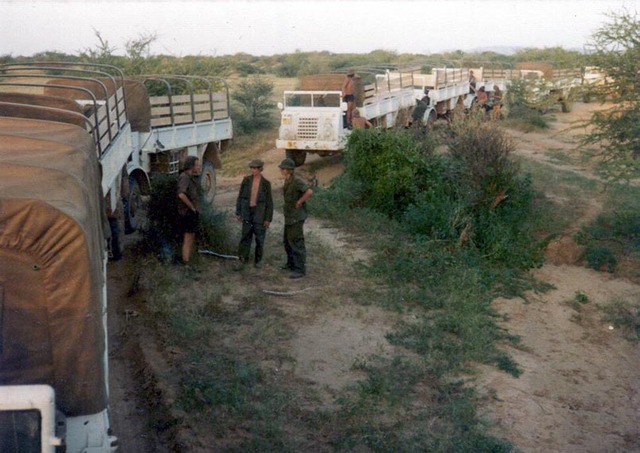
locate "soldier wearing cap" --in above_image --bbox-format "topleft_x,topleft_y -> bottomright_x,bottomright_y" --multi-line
341,68 -> 356,129
234,158 -> 273,270
279,158 -> 313,279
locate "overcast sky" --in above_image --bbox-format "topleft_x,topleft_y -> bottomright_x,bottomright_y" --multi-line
0,1 -> 636,57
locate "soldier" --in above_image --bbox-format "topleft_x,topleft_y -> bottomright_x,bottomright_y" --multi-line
176,156 -> 201,265
341,68 -> 356,128
234,159 -> 273,270
278,158 -> 313,279
351,109 -> 373,129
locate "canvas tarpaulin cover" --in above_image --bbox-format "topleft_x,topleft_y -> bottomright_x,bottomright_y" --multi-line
0,117 -> 108,416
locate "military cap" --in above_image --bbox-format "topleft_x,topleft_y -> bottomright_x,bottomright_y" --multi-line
278,158 -> 296,169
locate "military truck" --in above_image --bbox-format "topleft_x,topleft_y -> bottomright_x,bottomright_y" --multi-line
0,62 -> 233,236
276,66 -> 420,166
0,117 -> 116,451
276,66 -> 474,166
0,61 -> 233,451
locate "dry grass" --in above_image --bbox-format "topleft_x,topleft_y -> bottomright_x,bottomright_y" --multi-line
220,128 -> 278,177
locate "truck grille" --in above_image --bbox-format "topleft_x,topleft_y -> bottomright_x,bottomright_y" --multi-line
297,117 -> 318,140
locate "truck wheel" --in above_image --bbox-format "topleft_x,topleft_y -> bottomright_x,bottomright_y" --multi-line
199,160 -> 217,206
125,176 -> 146,233
286,150 -> 307,167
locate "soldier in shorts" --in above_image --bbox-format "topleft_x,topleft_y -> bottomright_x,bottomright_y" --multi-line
176,156 -> 201,265
342,68 -> 356,128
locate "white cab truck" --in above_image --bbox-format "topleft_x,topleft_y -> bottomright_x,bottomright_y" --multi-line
276,68 -> 420,166
276,67 -> 478,166
0,62 -> 233,451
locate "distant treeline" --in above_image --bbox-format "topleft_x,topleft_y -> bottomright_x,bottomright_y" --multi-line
1,45 -> 594,78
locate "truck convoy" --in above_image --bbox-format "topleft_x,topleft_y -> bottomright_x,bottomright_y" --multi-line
276,63 -> 594,167
0,62 -> 232,451
276,66 -> 482,166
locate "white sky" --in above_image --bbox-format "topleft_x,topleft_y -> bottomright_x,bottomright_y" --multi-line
0,1 -> 636,57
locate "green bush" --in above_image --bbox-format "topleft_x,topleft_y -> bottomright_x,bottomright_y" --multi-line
578,204 -> 640,273
446,119 -> 541,266
583,245 -> 617,272
231,76 -> 276,134
141,173 -> 229,260
503,78 -> 550,130
344,129 -> 431,219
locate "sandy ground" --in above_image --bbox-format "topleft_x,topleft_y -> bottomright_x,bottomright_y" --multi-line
477,103 -> 640,452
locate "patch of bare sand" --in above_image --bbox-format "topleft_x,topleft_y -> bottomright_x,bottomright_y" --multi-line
290,305 -> 393,393
477,265 -> 640,452
478,102 -> 640,452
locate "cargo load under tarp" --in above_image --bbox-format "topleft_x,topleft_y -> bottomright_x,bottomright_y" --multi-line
0,92 -> 86,127
0,117 -> 108,416
45,77 -> 151,132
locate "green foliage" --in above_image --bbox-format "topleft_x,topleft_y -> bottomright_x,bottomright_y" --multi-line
446,119 -> 542,267
577,189 -> 640,274
575,291 -> 590,304
503,78 -> 551,129
512,46 -> 587,67
581,10 -> 640,182
275,51 -> 309,77
344,129 -> 433,218
230,76 -> 276,134
600,299 -> 640,341
583,246 -> 617,272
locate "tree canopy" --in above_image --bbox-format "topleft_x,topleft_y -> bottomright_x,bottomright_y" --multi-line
582,10 -> 640,182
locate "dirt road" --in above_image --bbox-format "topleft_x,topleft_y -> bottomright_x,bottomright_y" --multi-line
107,102 -> 640,451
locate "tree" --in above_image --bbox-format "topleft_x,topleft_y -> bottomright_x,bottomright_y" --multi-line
582,10 -> 640,182
78,29 -> 119,66
124,32 -> 157,74
231,77 -> 275,133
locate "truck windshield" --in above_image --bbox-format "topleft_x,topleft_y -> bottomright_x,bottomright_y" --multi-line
0,410 -> 42,453
284,92 -> 341,108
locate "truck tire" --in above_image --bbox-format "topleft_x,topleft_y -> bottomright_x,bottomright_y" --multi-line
199,160 -> 217,206
286,150 -> 307,167
124,176 -> 146,233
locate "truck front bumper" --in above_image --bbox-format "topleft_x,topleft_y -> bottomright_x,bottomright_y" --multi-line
276,138 -> 346,152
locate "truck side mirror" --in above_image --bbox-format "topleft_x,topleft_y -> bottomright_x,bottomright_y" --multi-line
277,102 -> 284,110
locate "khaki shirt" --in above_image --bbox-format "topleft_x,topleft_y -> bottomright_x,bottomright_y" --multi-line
177,172 -> 201,215
283,175 -> 309,225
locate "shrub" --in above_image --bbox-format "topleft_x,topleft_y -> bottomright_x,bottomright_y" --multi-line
231,76 -> 276,134
141,173 -> 229,260
344,129 -> 430,219
582,245 -> 617,272
445,118 -> 541,266
601,299 -> 640,341
503,78 -> 550,131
